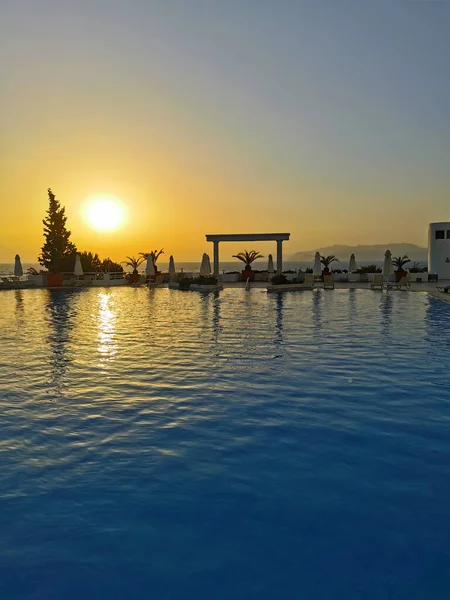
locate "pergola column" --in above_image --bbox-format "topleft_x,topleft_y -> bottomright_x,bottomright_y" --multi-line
276,240 -> 283,274
213,241 -> 219,276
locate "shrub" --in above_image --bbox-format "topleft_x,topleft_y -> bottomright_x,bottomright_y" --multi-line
409,262 -> 427,273
179,277 -> 192,290
102,258 -> 123,272
357,265 -> 382,273
271,274 -> 288,285
191,275 -> 218,285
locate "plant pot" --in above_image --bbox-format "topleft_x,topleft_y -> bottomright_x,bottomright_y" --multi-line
395,271 -> 405,282
47,273 -> 63,287
242,270 -> 255,282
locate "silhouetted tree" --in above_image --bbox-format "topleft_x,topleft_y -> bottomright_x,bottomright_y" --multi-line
39,188 -> 77,272
102,258 -> 123,273
78,251 -> 102,272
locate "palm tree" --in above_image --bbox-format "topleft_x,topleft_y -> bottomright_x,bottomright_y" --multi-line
140,249 -> 164,273
392,255 -> 410,272
320,255 -> 339,273
123,255 -> 144,275
232,250 -> 264,270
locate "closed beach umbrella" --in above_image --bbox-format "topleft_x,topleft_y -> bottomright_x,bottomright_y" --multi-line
14,254 -> 23,277
74,254 -> 83,277
146,255 -> 155,277
348,253 -> 357,273
313,252 -> 322,277
200,253 -> 211,276
383,250 -> 394,279
168,255 -> 176,278
268,254 -> 274,274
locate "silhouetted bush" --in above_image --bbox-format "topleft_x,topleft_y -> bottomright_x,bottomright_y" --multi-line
192,275 -> 218,285
357,265 -> 382,273
271,274 -> 288,285
179,278 -> 192,290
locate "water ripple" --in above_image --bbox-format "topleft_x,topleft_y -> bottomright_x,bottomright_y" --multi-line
1,288 -> 450,599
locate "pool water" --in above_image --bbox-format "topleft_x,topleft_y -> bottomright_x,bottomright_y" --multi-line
1,288 -> 450,599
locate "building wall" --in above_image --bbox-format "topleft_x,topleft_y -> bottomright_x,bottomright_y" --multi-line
428,222 -> 450,279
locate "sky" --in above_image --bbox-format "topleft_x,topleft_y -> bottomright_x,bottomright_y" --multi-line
1,0 -> 449,262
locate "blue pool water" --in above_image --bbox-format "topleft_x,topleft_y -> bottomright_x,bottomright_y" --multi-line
1,288 -> 450,599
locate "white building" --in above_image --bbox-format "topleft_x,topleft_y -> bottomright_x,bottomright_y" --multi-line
428,222 -> 450,279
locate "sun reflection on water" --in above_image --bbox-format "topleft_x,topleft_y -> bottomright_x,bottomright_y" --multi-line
97,292 -> 117,366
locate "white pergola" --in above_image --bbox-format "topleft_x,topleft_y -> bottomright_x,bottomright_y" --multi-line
205,233 -> 290,276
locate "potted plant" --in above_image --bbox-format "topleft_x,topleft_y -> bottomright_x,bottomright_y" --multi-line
392,255 -> 410,282
123,255 -> 144,283
320,255 -> 339,275
232,250 -> 264,281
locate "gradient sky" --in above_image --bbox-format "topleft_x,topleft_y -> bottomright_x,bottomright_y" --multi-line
1,0 -> 449,262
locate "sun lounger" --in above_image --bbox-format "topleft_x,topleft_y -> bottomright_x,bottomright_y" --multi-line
1,276 -> 19,288
323,274 -> 334,289
394,273 -> 410,290
371,274 -> 383,290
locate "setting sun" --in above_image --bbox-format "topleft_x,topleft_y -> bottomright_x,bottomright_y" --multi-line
83,195 -> 127,232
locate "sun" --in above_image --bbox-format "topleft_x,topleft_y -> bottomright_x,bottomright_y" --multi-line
83,195 -> 127,232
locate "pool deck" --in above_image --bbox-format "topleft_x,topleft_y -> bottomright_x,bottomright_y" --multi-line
220,280 -> 450,303
2,280 -> 450,303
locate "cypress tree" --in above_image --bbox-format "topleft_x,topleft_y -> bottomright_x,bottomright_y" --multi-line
38,188 -> 77,273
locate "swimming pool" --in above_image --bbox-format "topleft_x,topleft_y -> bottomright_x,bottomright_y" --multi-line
1,288 -> 450,599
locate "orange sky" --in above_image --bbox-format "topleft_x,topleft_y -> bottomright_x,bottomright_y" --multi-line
1,2 -> 448,263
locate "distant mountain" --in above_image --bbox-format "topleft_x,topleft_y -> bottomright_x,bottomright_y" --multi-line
290,244 -> 427,262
